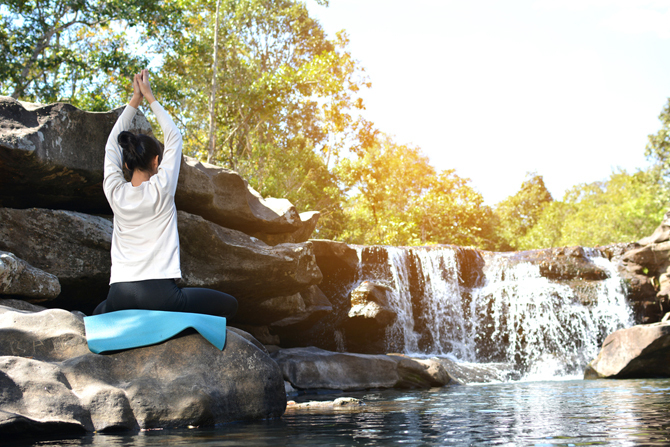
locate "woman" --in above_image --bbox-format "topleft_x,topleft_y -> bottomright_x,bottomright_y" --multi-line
93,69 -> 238,318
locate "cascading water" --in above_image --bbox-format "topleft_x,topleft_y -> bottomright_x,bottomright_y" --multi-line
356,245 -> 633,379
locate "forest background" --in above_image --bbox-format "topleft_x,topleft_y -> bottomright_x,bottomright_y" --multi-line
3,0 -> 670,251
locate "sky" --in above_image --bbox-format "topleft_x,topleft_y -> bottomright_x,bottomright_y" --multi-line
306,0 -> 670,204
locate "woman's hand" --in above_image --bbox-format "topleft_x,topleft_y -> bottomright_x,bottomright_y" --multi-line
128,73 -> 143,108
138,69 -> 156,104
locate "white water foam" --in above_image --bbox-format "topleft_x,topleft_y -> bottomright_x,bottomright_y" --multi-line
363,246 -> 633,379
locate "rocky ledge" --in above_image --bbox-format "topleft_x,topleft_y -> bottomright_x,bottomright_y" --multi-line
0,303 -> 286,434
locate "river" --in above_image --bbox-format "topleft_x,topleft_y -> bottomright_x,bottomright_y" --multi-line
9,378 -> 670,446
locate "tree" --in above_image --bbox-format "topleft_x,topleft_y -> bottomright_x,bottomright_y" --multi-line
0,0 -> 179,109
153,0 -> 367,237
520,169 -> 668,248
338,130 -> 493,247
646,97 -> 670,182
494,173 -> 553,250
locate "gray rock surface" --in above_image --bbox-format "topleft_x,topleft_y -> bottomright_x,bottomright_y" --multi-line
584,321 -> 670,379
0,207 -> 112,311
271,347 -> 450,391
0,97 -> 313,238
0,306 -> 286,434
347,281 -> 396,326
178,211 -> 322,301
0,207 -> 322,313
0,97 -> 150,214
0,251 -> 60,301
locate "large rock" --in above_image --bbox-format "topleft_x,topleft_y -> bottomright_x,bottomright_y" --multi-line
174,155 -> 303,234
0,251 -> 60,301
177,211 -> 322,301
271,347 -> 450,391
0,305 -> 286,434
0,97 -> 313,238
0,97 -> 151,214
0,207 -> 322,313
584,321 -> 670,379
0,208 -> 112,311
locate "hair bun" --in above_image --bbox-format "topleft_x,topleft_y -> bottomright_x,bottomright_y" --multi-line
118,131 -> 138,151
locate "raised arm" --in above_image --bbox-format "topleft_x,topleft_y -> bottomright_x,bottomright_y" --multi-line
139,69 -> 182,196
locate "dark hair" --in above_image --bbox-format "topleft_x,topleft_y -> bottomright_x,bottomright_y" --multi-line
118,131 -> 163,173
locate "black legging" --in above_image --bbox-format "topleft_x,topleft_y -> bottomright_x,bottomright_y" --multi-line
93,279 -> 238,318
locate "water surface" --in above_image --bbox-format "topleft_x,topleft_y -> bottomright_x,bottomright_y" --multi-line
10,379 -> 670,447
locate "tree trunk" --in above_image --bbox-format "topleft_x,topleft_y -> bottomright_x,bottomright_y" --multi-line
207,0 -> 223,164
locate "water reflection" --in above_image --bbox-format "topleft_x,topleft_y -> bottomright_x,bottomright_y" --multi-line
8,379 -> 670,447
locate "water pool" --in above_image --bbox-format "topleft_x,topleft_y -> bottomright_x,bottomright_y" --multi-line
9,378 -> 670,447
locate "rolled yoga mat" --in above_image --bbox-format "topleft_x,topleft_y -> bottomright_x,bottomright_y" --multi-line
84,309 -> 227,354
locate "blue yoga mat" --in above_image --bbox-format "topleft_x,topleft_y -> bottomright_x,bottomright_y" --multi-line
84,309 -> 227,354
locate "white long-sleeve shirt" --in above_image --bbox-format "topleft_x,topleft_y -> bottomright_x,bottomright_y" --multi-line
103,102 -> 182,284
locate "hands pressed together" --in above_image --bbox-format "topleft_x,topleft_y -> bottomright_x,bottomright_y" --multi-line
129,69 -> 155,108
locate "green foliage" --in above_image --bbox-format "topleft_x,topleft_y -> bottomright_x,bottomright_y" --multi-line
646,97 -> 670,182
494,173 -> 553,250
520,170 -> 668,249
338,131 -> 493,247
152,0 -> 367,237
0,0 -> 177,109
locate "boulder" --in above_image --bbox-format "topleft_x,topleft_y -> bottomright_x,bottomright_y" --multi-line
0,305 -> 286,434
250,211 -> 320,245
0,97 -> 151,214
0,208 -> 112,311
347,280 -> 395,325
0,207 -> 322,314
0,97 -> 314,238
0,251 -> 60,301
271,346 -> 450,391
584,321 -> 670,379
234,293 -> 306,326
177,211 -> 322,301
271,285 -> 333,330
174,156 -> 303,234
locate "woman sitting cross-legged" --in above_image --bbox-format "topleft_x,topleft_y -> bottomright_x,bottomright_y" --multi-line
93,69 -> 238,318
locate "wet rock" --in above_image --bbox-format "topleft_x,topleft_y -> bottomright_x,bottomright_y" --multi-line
454,247 -> 485,288
286,397 -> 363,412
348,281 -> 395,325
584,321 -> 670,379
0,306 -> 286,434
0,251 -> 60,301
435,357 -> 518,384
343,281 -> 396,353
271,347 -> 450,391
508,247 -> 609,281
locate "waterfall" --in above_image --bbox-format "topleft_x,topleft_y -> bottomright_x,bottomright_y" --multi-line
356,245 -> 633,377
